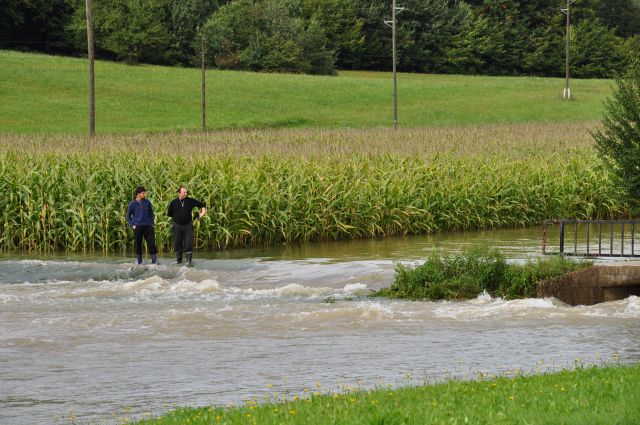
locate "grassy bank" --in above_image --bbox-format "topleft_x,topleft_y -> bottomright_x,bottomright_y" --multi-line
375,247 -> 592,300
133,363 -> 640,425
0,124 -> 626,253
0,50 -> 613,134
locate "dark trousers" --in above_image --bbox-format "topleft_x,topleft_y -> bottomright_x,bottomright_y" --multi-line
173,222 -> 194,253
134,225 -> 157,256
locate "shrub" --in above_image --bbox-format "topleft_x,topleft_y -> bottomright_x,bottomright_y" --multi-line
377,246 -> 591,300
593,60 -> 640,211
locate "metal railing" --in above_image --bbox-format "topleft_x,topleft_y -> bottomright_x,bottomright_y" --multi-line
542,219 -> 640,257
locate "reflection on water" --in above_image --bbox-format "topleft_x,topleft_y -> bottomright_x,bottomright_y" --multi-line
1,227 -> 639,424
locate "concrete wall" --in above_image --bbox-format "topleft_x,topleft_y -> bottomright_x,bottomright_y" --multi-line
537,262 -> 640,305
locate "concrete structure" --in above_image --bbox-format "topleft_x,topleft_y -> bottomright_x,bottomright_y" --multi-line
537,262 -> 640,305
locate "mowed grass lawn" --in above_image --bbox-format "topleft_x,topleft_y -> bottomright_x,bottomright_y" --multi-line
0,50 -> 613,134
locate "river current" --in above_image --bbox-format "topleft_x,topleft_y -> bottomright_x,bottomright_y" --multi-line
1,228 -> 639,424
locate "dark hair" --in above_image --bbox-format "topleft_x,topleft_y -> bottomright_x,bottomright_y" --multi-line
178,186 -> 187,193
135,186 -> 146,194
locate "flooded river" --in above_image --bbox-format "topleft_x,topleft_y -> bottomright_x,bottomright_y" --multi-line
1,228 -> 639,424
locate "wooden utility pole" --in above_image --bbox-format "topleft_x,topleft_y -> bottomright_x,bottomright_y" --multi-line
391,0 -> 398,129
562,0 -> 573,100
86,0 -> 95,137
201,32 -> 206,130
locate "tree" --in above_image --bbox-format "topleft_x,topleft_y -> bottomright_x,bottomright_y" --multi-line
0,0 -> 24,42
524,25 -> 564,77
1,0 -> 74,54
348,0 -> 389,70
570,19 -> 629,78
597,0 -> 640,38
299,0 -> 364,69
624,34 -> 640,59
69,0 -> 171,64
445,0 -> 526,75
165,0 -> 220,65
203,0 -> 335,74
593,61 -> 640,210
520,0 -> 564,76
397,0 -> 471,73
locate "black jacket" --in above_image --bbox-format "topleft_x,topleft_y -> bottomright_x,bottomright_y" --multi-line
167,197 -> 205,225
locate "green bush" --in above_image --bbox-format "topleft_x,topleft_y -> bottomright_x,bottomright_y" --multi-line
377,246 -> 591,300
593,60 -> 640,211
502,255 -> 589,298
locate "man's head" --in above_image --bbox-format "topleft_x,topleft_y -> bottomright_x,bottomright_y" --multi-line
178,186 -> 188,200
135,186 -> 147,199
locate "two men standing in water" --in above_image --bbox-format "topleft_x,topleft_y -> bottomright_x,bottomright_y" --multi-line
126,186 -> 206,265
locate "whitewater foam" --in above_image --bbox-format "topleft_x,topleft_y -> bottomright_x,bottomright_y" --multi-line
579,295 -> 640,318
434,296 -> 561,320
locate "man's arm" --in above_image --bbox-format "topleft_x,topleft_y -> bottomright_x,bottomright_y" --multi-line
195,199 -> 206,219
125,202 -> 134,227
167,200 -> 174,218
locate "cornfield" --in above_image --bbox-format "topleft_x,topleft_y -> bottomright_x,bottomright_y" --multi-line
0,124 -> 627,252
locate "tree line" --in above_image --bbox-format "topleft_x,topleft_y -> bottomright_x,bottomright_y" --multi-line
2,0 -> 639,77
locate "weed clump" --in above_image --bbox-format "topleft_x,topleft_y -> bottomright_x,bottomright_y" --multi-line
376,246 -> 591,300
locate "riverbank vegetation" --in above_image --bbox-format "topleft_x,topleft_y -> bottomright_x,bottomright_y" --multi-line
0,123 -> 627,253
133,363 -> 640,425
0,50 -> 613,134
375,247 -> 591,300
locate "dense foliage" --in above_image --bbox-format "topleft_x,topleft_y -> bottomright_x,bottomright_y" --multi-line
1,0 -> 638,76
593,61 -> 640,211
377,247 -> 592,300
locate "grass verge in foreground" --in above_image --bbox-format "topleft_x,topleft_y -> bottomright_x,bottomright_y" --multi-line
375,247 -> 592,300
135,363 -> 640,425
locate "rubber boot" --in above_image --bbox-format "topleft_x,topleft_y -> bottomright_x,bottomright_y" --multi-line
176,251 -> 183,264
186,252 -> 193,266
136,254 -> 143,265
151,254 -> 157,264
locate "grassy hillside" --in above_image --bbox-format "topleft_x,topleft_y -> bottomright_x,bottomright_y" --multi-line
0,50 -> 612,134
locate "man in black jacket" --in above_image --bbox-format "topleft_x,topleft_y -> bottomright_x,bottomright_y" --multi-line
167,186 -> 206,265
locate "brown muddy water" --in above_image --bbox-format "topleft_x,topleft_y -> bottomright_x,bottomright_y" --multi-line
1,227 -> 639,424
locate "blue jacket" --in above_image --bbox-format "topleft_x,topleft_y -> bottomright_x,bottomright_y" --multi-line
126,198 -> 155,227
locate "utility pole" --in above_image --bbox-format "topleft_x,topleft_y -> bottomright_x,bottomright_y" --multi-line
392,0 -> 398,129
561,0 -> 574,100
86,0 -> 95,137
385,1 -> 404,129
201,32 -> 206,130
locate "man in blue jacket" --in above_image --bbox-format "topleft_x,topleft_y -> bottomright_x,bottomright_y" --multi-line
126,186 -> 157,265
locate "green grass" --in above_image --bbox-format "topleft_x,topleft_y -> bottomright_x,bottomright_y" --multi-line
375,246 -> 592,300
0,50 -> 613,134
132,363 -> 640,425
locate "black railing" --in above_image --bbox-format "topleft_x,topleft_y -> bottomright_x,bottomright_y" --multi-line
542,219 -> 640,257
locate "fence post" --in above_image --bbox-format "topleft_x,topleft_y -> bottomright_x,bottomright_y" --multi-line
586,222 -> 590,256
